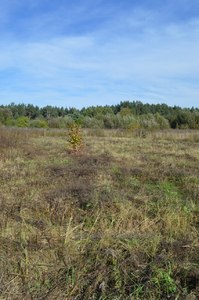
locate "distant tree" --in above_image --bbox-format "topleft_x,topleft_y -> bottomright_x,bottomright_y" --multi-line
41,106 -> 59,118
25,104 -> 40,119
0,101 -> 198,130
119,107 -> 133,116
0,108 -> 13,125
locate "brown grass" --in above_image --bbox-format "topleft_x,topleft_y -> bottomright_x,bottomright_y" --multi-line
0,127 -> 198,299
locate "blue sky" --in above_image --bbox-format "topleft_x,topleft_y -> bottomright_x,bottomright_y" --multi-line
0,0 -> 199,108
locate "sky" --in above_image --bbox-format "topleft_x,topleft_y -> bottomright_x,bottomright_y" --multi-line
0,0 -> 199,108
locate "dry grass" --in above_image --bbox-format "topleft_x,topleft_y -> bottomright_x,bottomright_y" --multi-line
0,127 -> 199,299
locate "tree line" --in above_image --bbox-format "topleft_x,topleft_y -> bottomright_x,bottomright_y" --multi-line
0,101 -> 199,129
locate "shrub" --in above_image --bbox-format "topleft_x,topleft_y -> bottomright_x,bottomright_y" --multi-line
67,123 -> 84,152
48,116 -> 74,128
82,116 -> 104,129
155,113 -> 170,129
29,118 -> 48,128
103,114 -> 116,129
139,114 -> 159,130
16,116 -> 29,127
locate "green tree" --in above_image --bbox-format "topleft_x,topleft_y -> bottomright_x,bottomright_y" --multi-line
0,108 -> 13,125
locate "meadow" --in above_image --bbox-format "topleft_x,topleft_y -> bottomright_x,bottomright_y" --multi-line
0,127 -> 198,299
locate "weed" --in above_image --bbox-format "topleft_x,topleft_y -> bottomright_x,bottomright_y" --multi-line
151,263 -> 177,296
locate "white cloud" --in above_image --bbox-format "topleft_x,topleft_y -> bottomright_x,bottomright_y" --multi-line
0,2 -> 199,107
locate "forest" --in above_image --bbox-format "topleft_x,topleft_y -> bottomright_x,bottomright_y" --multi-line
0,101 -> 199,130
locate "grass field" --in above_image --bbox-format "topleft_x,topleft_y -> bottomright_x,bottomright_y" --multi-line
0,127 -> 199,299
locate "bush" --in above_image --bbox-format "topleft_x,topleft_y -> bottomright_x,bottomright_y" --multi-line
67,123 -> 84,152
119,115 -> 140,130
155,113 -> 170,129
16,116 -> 29,127
5,118 -> 16,126
139,114 -> 159,130
29,118 -> 48,128
103,114 -> 116,129
48,116 -> 74,128
82,117 -> 104,129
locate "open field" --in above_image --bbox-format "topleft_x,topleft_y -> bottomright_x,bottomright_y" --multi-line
0,127 -> 199,299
